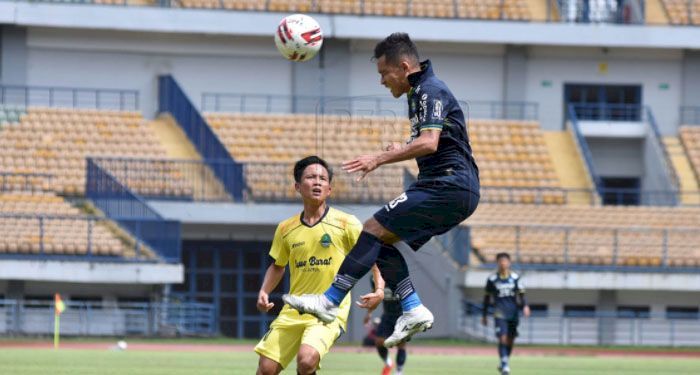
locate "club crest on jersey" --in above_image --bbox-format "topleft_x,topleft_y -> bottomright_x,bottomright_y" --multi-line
320,233 -> 332,248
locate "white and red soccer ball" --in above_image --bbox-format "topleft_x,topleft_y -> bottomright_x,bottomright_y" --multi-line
274,14 -> 324,62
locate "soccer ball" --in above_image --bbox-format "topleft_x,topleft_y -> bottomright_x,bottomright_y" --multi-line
274,14 -> 323,62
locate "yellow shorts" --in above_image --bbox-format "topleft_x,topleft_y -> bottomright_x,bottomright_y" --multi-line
254,310 -> 344,369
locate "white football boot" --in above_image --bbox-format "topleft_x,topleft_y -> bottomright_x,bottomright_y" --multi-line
384,304 -> 434,347
282,294 -> 338,323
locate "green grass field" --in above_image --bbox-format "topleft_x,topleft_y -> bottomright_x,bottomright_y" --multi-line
0,348 -> 698,375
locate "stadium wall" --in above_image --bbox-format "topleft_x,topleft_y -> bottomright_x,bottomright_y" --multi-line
587,138 -> 644,177
526,47 -> 683,133
2,26 -> 695,136
19,28 -> 291,116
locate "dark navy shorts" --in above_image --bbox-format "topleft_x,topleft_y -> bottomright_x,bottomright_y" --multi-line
495,318 -> 519,338
373,180 -> 479,251
376,313 -> 400,338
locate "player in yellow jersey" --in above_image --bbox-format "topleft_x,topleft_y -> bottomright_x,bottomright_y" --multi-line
255,156 -> 386,375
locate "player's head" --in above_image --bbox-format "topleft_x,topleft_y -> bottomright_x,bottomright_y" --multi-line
293,155 -> 333,204
373,32 -> 420,98
496,252 -> 511,273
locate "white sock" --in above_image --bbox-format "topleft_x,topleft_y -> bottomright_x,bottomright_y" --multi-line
386,357 -> 392,367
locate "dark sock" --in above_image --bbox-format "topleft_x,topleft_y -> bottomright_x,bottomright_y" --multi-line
376,245 -> 422,312
324,232 -> 383,305
507,343 -> 513,357
498,343 -> 509,366
396,348 -> 407,369
377,345 -> 388,362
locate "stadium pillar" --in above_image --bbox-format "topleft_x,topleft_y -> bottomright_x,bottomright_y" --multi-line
503,46 -> 528,113
0,26 -> 28,85
681,51 -> 700,108
597,290 -> 617,345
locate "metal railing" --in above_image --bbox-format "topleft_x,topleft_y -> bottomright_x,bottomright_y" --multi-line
0,172 -> 53,193
0,299 -> 216,336
462,301 -> 700,346
680,106 -> 700,125
202,93 -> 539,121
86,158 -> 181,262
566,104 -> 603,195
481,186 -> 697,206
567,103 -> 679,201
644,106 -> 680,194
0,85 -> 139,111
0,213 -> 153,260
554,0 -> 645,24
569,103 -> 644,122
90,157 -> 235,202
469,223 -> 699,271
159,75 -> 245,201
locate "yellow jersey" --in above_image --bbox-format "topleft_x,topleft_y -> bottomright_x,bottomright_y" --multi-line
270,206 -> 362,330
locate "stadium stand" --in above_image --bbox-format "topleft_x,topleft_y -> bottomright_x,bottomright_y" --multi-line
0,107 -> 191,198
469,204 -> 700,267
173,0 -> 530,20
661,0 -> 700,25
205,112 -> 561,202
0,190 -> 141,258
679,126 -> 700,186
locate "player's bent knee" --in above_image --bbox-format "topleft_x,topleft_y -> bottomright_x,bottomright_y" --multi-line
257,356 -> 282,375
362,218 -> 399,244
296,346 -> 320,374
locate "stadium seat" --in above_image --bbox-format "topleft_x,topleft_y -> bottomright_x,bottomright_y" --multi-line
468,204 -> 700,267
0,190 -> 140,258
0,107 -> 190,198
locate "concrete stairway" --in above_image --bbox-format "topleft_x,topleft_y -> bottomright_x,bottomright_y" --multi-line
543,130 -> 594,204
150,115 -> 231,201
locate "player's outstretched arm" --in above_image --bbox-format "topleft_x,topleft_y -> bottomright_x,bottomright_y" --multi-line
257,263 -> 286,313
356,265 -> 386,311
517,292 -> 530,318
342,130 -> 440,181
481,294 -> 490,326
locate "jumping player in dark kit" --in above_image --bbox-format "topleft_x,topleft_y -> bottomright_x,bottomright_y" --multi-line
482,253 -> 530,375
365,277 -> 407,375
284,32 -> 480,347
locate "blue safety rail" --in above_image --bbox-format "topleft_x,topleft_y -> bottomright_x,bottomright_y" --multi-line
0,84 -> 139,111
158,75 -> 245,201
90,157 -> 236,202
644,106 -> 680,195
567,103 -> 679,203
0,299 -> 216,336
462,299 -> 700,346
202,92 -> 539,121
0,213 -> 153,261
566,104 -> 602,195
680,106 -> 700,125
86,158 -> 181,262
469,223 -> 699,272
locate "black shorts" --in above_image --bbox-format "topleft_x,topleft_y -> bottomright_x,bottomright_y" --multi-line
495,318 -> 519,338
376,314 -> 400,338
374,181 -> 479,251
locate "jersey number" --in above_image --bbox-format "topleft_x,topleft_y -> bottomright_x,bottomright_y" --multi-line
387,193 -> 408,210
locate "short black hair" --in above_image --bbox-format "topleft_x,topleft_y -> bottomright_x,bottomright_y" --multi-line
496,252 -> 511,261
293,156 -> 333,183
373,32 -> 419,66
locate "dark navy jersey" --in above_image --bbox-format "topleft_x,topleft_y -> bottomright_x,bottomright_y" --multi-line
406,60 -> 479,190
485,272 -> 525,321
370,279 -> 402,317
